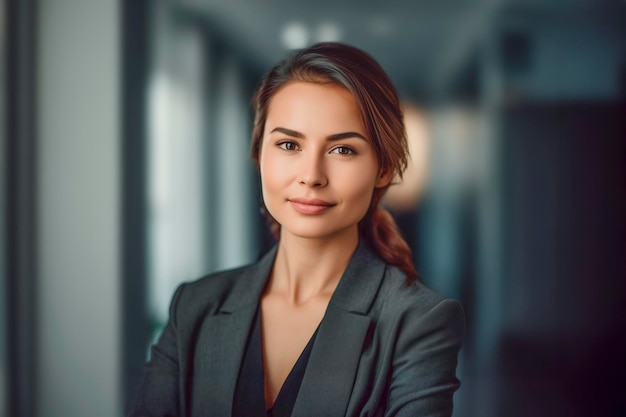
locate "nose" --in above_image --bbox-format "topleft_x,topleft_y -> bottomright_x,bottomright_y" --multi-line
297,152 -> 328,188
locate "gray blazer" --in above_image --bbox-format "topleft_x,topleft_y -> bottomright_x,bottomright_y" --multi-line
129,241 -> 464,417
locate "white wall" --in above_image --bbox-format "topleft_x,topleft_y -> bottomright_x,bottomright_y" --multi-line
37,1 -> 120,416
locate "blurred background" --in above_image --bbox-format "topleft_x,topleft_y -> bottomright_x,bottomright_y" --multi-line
2,0 -> 626,416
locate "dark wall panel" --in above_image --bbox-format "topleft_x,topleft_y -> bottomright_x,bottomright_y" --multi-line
499,101 -> 626,417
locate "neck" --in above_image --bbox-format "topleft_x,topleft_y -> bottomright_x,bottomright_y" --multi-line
267,229 -> 359,305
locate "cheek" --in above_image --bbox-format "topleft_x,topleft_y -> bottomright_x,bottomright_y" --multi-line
341,174 -> 378,212
259,166 -> 274,197
259,155 -> 283,202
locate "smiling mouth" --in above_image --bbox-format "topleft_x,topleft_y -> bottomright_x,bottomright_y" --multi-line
288,198 -> 335,215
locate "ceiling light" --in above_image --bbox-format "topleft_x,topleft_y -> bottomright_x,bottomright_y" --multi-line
315,22 -> 341,43
281,22 -> 309,50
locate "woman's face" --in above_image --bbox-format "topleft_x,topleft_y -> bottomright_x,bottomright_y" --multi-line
259,81 -> 391,242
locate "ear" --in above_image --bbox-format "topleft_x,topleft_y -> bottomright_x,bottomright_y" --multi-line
375,168 -> 394,188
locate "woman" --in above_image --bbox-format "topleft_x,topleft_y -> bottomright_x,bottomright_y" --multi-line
129,42 -> 464,417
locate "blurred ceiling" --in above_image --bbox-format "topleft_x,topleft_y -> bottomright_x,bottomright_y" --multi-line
179,0 -> 626,98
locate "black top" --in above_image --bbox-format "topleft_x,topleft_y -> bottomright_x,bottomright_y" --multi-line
232,307 -> 318,417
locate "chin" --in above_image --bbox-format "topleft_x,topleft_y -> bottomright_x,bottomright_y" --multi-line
280,221 -> 358,242
281,226 -> 331,240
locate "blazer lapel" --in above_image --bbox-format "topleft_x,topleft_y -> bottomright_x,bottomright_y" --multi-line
292,241 -> 386,417
195,306 -> 257,416
193,247 -> 277,417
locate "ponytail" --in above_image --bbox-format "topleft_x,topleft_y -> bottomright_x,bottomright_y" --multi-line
360,196 -> 419,284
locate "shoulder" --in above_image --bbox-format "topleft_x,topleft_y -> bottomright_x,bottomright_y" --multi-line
369,267 -> 464,416
376,265 -> 465,341
181,263 -> 249,298
168,260 -> 263,322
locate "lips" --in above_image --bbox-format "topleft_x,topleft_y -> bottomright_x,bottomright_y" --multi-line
288,198 -> 335,215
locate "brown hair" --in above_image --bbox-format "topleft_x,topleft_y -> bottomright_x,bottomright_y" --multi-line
250,42 -> 418,283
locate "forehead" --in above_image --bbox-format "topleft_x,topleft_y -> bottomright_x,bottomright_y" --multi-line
265,81 -> 366,135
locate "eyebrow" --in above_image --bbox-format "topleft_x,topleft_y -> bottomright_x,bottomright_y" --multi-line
270,127 -> 367,141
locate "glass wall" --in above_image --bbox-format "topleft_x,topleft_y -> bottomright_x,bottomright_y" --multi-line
144,1 -> 260,343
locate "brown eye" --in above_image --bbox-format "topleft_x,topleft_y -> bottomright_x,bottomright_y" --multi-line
332,146 -> 355,155
278,141 -> 299,151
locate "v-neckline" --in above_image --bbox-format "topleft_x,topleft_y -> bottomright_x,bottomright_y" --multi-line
259,308 -> 320,415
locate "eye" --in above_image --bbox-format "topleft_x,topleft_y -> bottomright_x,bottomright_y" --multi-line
277,141 -> 300,151
331,146 -> 356,155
